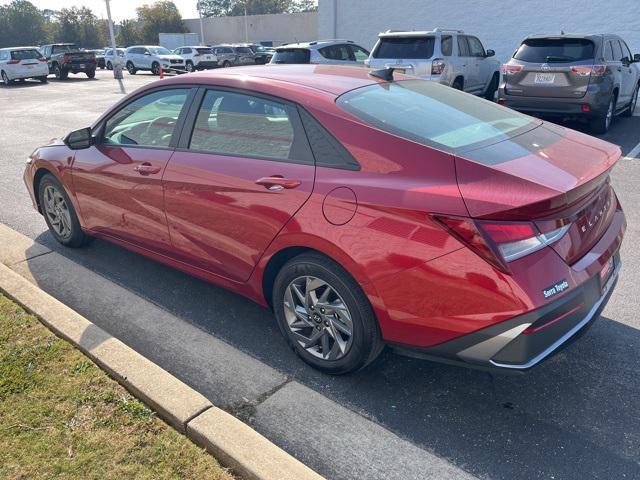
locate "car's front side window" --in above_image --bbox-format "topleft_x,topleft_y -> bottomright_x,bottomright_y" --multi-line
467,37 -> 485,57
351,45 -> 370,62
103,89 -> 190,148
189,90 -> 295,160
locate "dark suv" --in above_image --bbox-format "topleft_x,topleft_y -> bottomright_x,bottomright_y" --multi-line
499,34 -> 640,133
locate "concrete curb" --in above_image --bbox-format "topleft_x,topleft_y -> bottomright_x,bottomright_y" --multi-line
0,226 -> 324,480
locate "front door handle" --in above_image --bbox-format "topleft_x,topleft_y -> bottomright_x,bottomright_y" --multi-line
134,162 -> 161,175
255,176 -> 302,191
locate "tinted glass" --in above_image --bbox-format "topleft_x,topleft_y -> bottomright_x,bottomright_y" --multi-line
351,45 -> 370,62
320,45 -> 352,61
513,38 -> 595,63
337,80 -> 537,154
148,47 -> 172,55
605,42 -> 615,61
618,40 -> 631,61
10,49 -> 40,60
196,48 -> 213,54
441,35 -> 452,56
373,37 -> 435,59
457,36 -> 469,56
189,90 -> 294,160
467,36 -> 485,57
272,48 -> 311,64
52,44 -> 78,54
103,89 -> 189,148
235,47 -> 253,54
611,41 -> 623,61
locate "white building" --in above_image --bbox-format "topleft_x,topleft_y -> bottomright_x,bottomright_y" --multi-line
318,0 -> 640,62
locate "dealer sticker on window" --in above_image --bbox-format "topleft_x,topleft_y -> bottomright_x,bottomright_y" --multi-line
543,279 -> 569,299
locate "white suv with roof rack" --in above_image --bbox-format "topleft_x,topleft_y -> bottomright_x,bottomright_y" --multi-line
367,28 -> 501,99
270,39 -> 370,65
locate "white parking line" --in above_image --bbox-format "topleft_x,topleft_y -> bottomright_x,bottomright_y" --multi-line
627,141 -> 640,159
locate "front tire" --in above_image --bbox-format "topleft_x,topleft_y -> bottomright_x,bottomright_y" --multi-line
484,73 -> 499,101
86,69 -> 95,79
1,70 -> 11,86
126,61 -> 137,75
185,61 -> 194,72
38,174 -> 92,248
107,61 -> 113,70
151,62 -> 160,75
38,76 -> 48,83
222,60 -> 231,68
272,253 -> 384,374
54,63 -> 68,80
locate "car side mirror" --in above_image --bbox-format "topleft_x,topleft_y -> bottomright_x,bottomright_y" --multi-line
144,51 -> 151,55
485,49 -> 495,58
634,54 -> 640,63
64,127 -> 93,150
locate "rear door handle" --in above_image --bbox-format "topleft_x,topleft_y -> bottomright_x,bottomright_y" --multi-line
255,176 -> 302,191
134,162 -> 161,175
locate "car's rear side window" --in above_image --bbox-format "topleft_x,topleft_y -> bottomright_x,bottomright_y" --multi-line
513,38 -> 595,63
337,80 -> 538,154
272,48 -> 311,64
373,37 -> 435,59
10,49 -> 40,60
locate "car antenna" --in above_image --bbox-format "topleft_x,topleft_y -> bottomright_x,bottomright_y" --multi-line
369,67 -> 395,82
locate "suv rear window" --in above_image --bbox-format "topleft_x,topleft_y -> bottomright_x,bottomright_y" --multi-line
514,38 -> 595,63
373,37 -> 435,59
196,48 -> 213,54
10,49 -> 40,60
337,80 -> 538,154
272,48 -> 310,64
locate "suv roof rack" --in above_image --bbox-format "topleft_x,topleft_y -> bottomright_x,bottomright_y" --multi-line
433,28 -> 464,33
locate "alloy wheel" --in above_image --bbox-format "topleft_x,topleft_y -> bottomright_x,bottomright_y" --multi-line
43,185 -> 73,240
186,62 -> 194,72
1,71 -> 9,85
283,276 -> 354,361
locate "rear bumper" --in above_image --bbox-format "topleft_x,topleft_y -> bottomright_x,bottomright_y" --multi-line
195,61 -> 218,69
394,255 -> 620,371
63,61 -> 96,72
498,84 -> 611,117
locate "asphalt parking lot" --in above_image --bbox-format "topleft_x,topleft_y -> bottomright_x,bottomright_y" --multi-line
1,69 -> 640,480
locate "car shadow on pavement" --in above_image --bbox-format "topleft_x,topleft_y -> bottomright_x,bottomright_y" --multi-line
28,233 -> 640,480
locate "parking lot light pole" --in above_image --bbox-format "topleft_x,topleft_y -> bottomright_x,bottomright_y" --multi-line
104,0 -> 123,80
197,2 -> 205,45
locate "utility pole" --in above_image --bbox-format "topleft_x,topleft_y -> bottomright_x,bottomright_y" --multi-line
244,2 -> 249,42
197,2 -> 205,45
104,0 -> 123,80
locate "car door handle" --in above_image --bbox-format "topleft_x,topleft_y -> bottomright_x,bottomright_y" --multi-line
255,176 -> 302,191
134,163 -> 161,175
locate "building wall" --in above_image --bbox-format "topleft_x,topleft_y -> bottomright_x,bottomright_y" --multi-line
184,12 -> 317,46
318,0 -> 640,63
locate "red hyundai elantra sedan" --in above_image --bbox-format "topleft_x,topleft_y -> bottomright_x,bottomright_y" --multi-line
24,65 -> 625,374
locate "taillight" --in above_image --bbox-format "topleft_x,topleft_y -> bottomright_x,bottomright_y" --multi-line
431,58 -> 445,75
501,64 -> 523,75
434,216 -> 571,273
7,59 -> 20,64
570,65 -> 606,76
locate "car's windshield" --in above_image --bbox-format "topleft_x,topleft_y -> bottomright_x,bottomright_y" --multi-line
514,38 -> 595,63
337,80 -> 539,154
272,48 -> 310,64
10,49 -> 40,60
148,47 -> 172,55
373,37 -> 435,59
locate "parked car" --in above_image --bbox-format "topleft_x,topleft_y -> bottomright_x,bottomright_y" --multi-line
240,43 -> 273,64
124,45 -> 185,75
367,29 -> 501,99
40,43 -> 97,79
0,46 -> 49,85
104,48 -> 125,70
89,49 -> 106,69
270,39 -> 370,66
209,45 -> 237,68
24,65 -> 625,375
172,46 -> 218,72
499,33 -> 640,133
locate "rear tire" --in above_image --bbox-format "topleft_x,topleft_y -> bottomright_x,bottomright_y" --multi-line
126,61 -> 137,75
53,63 -> 68,80
484,73 -> 499,101
452,77 -> 464,91
38,76 -> 48,83
222,60 -> 231,68
37,174 -> 92,248
272,252 -> 384,375
590,94 -> 616,134
622,84 -> 639,117
1,70 -> 12,86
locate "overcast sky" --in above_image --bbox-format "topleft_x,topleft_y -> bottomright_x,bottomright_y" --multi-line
0,0 -> 202,21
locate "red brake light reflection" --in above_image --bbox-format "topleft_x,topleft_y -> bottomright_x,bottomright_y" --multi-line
501,64 -> 523,75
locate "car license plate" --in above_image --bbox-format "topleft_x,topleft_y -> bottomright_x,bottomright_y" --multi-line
534,73 -> 555,84
79,64 -> 85,68
394,68 -> 406,74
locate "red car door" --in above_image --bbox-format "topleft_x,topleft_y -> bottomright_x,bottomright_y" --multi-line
72,87 -> 193,253
162,88 -> 315,282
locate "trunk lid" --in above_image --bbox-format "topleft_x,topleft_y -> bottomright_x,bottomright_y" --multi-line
504,37 -> 597,98
455,122 -> 621,264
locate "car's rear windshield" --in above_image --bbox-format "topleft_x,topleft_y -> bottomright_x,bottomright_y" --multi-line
52,44 -> 78,54
196,48 -> 213,54
272,48 -> 310,64
337,80 -> 538,154
373,37 -> 435,59
10,49 -> 40,60
513,38 -> 595,63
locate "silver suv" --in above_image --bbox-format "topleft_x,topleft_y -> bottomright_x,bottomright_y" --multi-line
270,39 -> 370,65
367,29 -> 501,99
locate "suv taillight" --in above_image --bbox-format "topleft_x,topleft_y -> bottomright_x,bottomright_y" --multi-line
7,59 -> 20,64
434,216 -> 571,273
431,58 -> 445,75
570,65 -> 606,77
501,64 -> 523,75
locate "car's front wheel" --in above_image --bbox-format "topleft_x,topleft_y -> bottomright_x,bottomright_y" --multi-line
272,253 -> 384,374
151,62 -> 161,75
53,63 -> 68,80
185,61 -> 194,72
1,71 -> 11,86
107,61 -> 113,70
126,62 -> 137,75
38,76 -> 48,83
38,174 -> 92,248
86,69 -> 96,79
